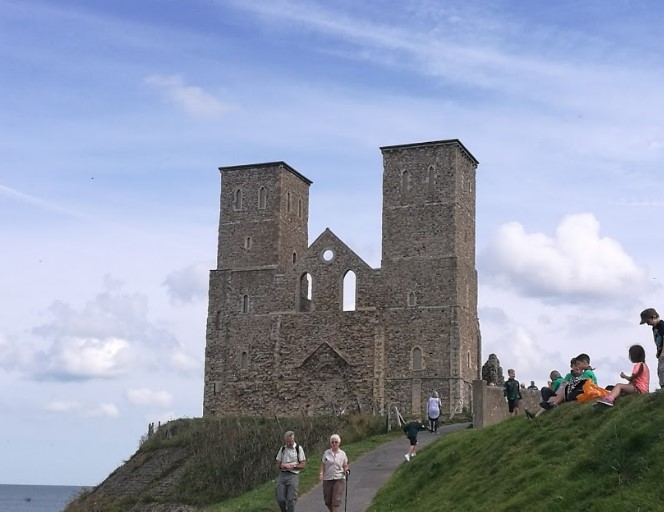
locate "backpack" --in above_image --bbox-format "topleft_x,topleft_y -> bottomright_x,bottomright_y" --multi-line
280,442 -> 303,463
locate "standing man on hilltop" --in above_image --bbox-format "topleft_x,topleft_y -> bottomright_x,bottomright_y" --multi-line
640,308 -> 664,388
275,430 -> 306,512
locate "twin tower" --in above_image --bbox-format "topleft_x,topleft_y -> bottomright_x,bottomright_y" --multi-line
203,139 -> 481,418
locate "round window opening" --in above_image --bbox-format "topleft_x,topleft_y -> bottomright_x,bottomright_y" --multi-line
322,249 -> 335,262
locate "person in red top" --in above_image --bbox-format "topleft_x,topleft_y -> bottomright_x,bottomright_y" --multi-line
597,344 -> 650,407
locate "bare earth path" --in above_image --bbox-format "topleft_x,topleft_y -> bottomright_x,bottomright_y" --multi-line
296,422 -> 471,512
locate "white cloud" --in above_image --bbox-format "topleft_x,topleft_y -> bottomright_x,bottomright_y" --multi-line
22,283 -> 182,381
46,400 -> 81,413
169,351 -> 201,374
163,262 -> 211,303
40,336 -> 132,380
126,388 -> 173,407
480,213 -> 653,302
46,400 -> 120,418
84,403 -> 120,418
144,74 -> 231,119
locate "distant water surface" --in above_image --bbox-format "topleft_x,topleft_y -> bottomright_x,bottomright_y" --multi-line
0,484 -> 85,512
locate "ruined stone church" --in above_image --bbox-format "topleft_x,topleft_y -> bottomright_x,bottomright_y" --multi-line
203,139 -> 481,418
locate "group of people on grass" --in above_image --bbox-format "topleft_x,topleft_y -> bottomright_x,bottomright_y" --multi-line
275,307 -> 664,511
503,307 -> 664,419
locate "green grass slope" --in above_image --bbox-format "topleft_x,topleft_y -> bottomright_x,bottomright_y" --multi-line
370,392 -> 664,512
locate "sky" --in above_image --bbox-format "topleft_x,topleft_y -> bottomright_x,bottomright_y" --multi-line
1,0 -> 663,486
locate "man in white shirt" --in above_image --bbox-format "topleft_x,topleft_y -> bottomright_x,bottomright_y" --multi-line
275,430 -> 306,512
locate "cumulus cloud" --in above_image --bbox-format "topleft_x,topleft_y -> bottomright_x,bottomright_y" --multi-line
24,283 -> 180,381
144,74 -> 231,119
479,213 -> 653,302
126,388 -> 172,407
40,336 -> 133,381
163,262 -> 211,303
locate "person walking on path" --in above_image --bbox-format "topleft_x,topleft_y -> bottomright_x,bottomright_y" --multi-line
640,308 -> 664,388
426,391 -> 442,433
275,430 -> 306,512
319,434 -> 349,512
296,421 -> 471,512
402,416 -> 427,461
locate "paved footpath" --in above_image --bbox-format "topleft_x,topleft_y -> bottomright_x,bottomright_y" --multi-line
296,422 -> 471,512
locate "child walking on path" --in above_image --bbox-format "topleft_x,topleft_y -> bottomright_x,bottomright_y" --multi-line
402,417 -> 427,462
640,308 -> 664,388
504,369 -> 522,416
597,344 -> 650,407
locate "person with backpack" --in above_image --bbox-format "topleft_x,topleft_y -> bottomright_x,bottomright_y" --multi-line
275,430 -> 306,512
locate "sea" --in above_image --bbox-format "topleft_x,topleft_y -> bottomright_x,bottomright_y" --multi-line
0,484 -> 86,512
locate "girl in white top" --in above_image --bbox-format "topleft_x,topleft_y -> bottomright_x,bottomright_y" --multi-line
319,434 -> 349,512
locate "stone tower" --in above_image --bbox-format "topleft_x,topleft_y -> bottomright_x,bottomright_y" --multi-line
203,140 -> 481,418
379,140 -> 481,416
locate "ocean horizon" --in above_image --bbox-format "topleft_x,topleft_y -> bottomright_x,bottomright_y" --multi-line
0,484 -> 86,512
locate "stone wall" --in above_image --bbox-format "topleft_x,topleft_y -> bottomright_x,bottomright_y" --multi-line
203,140 -> 482,419
471,380 -> 541,428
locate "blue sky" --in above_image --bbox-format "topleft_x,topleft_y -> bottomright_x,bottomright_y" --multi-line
1,0 -> 663,486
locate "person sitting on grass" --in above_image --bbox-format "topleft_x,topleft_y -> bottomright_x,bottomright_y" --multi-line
546,353 -> 597,407
597,344 -> 650,407
525,369 -> 564,419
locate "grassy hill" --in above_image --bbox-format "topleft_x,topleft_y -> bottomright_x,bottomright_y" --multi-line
64,414 -> 389,512
369,391 -> 664,511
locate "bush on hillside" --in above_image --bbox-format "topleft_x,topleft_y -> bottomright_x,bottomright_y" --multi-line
66,413 -> 386,511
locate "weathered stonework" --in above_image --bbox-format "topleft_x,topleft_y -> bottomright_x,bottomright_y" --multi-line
203,139 -> 482,418
481,353 -> 505,386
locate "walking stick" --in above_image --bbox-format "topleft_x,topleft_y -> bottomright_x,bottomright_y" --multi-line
344,469 -> 350,512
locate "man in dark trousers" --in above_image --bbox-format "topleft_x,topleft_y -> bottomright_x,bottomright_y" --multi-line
504,368 -> 522,416
640,308 -> 664,388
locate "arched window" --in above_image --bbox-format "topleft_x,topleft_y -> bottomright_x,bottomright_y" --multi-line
467,350 -> 471,369
298,273 -> 313,312
242,294 -> 249,313
244,237 -> 253,250
342,270 -> 356,311
292,252 -> 297,264
233,189 -> 243,211
258,187 -> 267,209
400,170 -> 410,195
287,191 -> 291,212
407,291 -> 417,307
412,347 -> 422,370
241,351 -> 249,370
298,198 -> 303,218
215,311 -> 221,329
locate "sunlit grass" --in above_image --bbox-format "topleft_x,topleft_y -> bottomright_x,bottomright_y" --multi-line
369,392 -> 664,511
